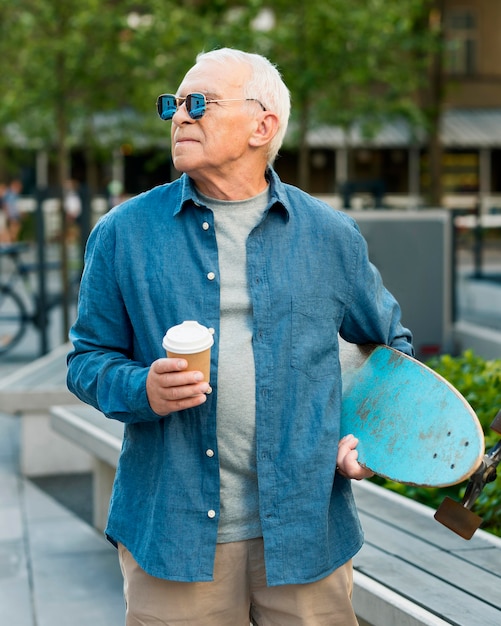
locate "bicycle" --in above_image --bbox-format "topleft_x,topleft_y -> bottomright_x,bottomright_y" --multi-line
0,242 -> 81,356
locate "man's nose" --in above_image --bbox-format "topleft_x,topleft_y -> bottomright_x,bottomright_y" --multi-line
172,101 -> 195,124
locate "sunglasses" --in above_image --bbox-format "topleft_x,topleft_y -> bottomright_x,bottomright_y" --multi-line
156,92 -> 266,121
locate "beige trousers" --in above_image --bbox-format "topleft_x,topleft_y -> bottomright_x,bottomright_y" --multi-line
118,538 -> 359,626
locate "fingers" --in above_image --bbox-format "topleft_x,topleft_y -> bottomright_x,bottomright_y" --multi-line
337,434 -> 375,481
146,358 -> 211,416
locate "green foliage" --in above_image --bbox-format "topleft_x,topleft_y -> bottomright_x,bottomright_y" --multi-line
261,0 -> 433,129
0,0 -> 437,173
372,350 -> 501,537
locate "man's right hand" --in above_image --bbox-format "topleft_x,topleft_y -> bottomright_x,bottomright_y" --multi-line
146,358 -> 210,416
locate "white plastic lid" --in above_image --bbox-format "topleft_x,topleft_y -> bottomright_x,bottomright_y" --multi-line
162,320 -> 214,354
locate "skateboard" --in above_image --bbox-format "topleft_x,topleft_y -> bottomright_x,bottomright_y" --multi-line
434,410 -> 501,539
339,341 -> 485,488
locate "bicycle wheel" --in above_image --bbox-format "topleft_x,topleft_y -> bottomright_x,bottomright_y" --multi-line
0,285 -> 28,356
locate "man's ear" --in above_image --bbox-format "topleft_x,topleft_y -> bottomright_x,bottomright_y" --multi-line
249,112 -> 280,148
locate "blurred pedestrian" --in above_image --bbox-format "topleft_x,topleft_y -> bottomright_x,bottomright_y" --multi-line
3,179 -> 23,242
0,182 -> 8,243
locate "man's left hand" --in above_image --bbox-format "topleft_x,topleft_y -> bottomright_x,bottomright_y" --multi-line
336,434 -> 375,480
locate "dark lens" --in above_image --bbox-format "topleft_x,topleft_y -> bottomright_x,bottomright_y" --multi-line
186,93 -> 206,119
157,95 -> 177,120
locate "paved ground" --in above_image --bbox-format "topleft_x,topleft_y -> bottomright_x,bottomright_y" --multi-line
0,412 -> 125,625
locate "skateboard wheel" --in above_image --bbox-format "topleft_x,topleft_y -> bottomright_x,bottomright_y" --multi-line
491,410 -> 501,434
434,497 -> 483,540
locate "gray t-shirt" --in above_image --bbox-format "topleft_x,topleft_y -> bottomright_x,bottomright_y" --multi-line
196,187 -> 269,542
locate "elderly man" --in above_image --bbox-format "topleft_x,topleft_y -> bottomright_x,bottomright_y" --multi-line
67,48 -> 413,625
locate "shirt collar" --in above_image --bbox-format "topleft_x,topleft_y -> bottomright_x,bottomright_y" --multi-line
176,169 -> 290,221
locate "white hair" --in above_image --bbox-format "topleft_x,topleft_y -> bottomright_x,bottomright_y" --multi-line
196,48 -> 291,166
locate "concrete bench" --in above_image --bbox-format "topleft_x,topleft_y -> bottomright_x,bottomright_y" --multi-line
49,403 -> 501,626
0,343 -> 93,476
50,404 -> 122,532
352,480 -> 501,625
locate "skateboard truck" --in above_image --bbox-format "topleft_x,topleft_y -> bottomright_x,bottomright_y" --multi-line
434,410 -> 501,539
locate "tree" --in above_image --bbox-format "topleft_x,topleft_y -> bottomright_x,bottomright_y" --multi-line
418,0 -> 446,207
0,0 -> 138,333
249,0 -> 438,191
0,0 -> 263,335
0,0 -> 448,202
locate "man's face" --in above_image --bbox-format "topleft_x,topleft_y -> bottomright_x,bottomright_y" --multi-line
170,59 -> 263,189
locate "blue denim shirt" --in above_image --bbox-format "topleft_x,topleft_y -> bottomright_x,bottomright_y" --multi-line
67,169 -> 413,586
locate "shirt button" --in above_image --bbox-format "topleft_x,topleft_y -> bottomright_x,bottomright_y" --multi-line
207,272 -> 215,281
202,221 -> 210,230
206,449 -> 214,457
208,509 -> 216,519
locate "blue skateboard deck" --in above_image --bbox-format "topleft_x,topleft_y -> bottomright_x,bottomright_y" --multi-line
339,342 -> 484,487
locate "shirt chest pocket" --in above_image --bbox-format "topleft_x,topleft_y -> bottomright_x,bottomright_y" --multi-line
290,297 -> 343,380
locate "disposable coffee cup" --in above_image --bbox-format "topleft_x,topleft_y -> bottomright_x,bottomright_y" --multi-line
162,321 -> 214,383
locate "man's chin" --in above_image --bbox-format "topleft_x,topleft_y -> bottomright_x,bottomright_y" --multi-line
171,154 -> 196,174
171,158 -> 188,174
